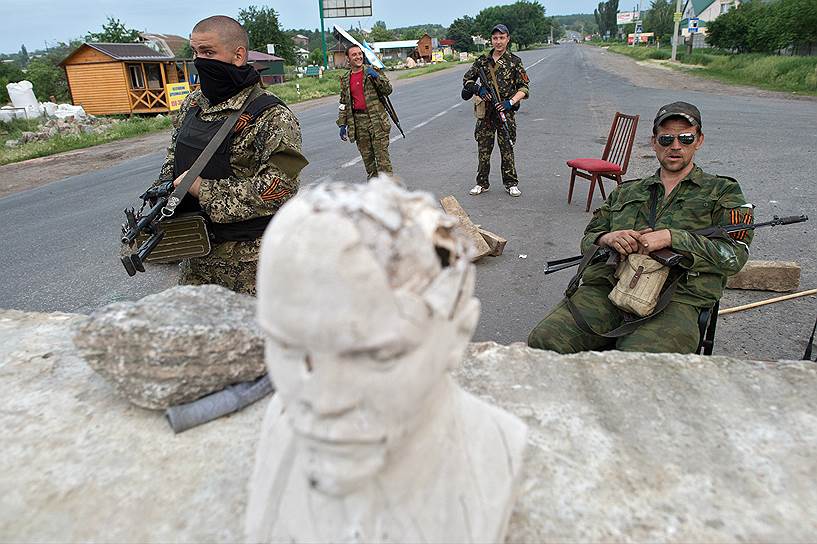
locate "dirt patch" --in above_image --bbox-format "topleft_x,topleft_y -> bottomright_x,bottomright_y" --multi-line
0,130 -> 171,199
584,46 -> 817,101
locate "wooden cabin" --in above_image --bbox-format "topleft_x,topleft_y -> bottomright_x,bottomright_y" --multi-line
247,51 -> 285,85
60,43 -> 194,115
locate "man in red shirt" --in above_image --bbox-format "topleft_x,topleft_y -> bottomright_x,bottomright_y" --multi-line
336,45 -> 394,178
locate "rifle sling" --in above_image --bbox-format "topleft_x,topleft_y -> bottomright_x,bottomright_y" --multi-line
162,87 -> 262,218
804,313 -> 817,361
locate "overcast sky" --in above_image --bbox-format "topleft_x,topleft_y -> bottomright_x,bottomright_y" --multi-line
1,0 -> 608,54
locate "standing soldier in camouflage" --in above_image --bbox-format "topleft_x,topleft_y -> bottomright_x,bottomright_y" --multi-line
337,44 -> 394,179
462,24 -> 529,197
155,15 -> 308,295
528,102 -> 754,354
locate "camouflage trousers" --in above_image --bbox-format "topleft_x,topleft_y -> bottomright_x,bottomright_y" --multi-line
178,242 -> 259,296
527,284 -> 701,354
354,111 -> 392,179
475,116 -> 518,189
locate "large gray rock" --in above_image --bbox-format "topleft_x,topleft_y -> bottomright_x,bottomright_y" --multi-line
72,285 -> 265,409
2,309 -> 816,542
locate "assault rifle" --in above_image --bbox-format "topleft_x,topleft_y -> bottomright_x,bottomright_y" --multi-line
120,181 -> 210,276
543,214 -> 809,275
477,65 -> 514,146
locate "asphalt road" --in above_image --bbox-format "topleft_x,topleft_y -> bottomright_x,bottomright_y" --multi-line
2,44 -> 816,360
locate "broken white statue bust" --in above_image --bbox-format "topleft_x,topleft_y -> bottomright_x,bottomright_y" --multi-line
246,177 -> 528,544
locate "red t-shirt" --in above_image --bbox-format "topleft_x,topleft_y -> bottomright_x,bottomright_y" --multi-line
350,70 -> 366,111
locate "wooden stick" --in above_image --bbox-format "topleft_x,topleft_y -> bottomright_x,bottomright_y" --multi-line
718,288 -> 817,316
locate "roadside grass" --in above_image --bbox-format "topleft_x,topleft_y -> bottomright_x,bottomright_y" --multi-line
605,44 -> 817,95
271,70 -> 343,103
397,61 -> 469,80
0,115 -> 172,166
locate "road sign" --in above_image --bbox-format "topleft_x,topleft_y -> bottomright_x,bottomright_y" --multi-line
688,17 -> 700,33
673,11 -> 682,23
322,0 -> 372,18
635,22 -> 643,34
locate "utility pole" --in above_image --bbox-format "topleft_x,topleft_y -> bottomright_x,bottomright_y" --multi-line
670,0 -> 683,62
318,0 -> 328,68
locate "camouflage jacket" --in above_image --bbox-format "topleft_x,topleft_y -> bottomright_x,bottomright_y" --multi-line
156,83 -> 308,260
463,49 -> 530,113
336,67 -> 392,143
580,166 -> 754,308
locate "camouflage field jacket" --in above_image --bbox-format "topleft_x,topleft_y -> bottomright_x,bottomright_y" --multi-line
463,49 -> 530,119
336,67 -> 392,143
580,166 -> 754,308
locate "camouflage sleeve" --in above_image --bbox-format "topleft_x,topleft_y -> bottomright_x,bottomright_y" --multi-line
580,192 -> 616,253
154,93 -> 196,186
337,75 -> 349,127
669,179 -> 753,276
372,69 -> 392,96
197,106 -> 308,223
514,59 -> 530,99
463,58 -> 481,86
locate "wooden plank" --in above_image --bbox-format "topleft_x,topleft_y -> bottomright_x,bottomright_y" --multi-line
478,227 -> 507,257
439,195 -> 491,261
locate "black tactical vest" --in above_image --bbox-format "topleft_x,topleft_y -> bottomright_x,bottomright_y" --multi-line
173,92 -> 286,243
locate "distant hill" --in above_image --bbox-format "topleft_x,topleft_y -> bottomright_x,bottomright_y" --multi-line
553,13 -> 597,35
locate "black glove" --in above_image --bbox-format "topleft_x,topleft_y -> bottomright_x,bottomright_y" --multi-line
461,81 -> 479,101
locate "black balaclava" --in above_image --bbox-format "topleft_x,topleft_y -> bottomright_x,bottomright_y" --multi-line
194,57 -> 260,105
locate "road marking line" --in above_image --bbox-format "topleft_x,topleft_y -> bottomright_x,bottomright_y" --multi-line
344,105 -> 461,166
528,56 -> 548,69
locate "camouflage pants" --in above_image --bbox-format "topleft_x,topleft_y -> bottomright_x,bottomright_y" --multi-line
475,116 -> 518,189
527,284 -> 701,354
354,111 -> 392,179
178,245 -> 259,296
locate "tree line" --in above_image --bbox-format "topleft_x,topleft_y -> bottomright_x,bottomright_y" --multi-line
707,0 -> 817,54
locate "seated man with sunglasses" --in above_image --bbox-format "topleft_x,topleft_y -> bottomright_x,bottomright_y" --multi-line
528,101 -> 753,354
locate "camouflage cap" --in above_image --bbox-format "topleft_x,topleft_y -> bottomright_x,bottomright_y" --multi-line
653,101 -> 702,132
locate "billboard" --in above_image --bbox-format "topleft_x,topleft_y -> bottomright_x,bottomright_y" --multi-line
322,0 -> 372,18
617,11 -> 636,24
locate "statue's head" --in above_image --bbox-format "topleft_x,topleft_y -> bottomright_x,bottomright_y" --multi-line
257,177 -> 480,495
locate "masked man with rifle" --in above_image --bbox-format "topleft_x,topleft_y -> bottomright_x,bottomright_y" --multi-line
337,44 -> 394,179
462,24 -> 529,197
528,102 -> 754,353
152,15 -> 308,295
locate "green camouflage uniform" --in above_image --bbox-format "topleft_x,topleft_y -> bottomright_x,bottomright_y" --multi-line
337,68 -> 393,178
157,84 -> 308,295
463,49 -> 529,189
528,166 -> 754,353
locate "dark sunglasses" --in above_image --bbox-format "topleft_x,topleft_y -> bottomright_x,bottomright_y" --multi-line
657,133 -> 696,146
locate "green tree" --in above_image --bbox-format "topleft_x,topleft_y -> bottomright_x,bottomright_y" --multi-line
474,1 -> 552,49
369,21 -> 397,42
643,0 -> 674,42
706,0 -> 780,53
0,62 -> 26,103
237,5 -> 295,64
178,42 -> 193,59
86,17 -> 140,43
308,48 -> 323,65
594,0 -> 619,39
448,15 -> 478,52
25,59 -> 69,101
776,0 -> 817,53
18,45 -> 29,69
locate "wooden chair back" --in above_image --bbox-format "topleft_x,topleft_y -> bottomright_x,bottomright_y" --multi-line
601,112 -> 639,175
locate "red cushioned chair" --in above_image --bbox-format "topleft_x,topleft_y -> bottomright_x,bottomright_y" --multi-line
567,112 -> 640,212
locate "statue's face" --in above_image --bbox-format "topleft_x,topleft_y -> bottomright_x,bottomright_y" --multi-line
258,211 -> 465,495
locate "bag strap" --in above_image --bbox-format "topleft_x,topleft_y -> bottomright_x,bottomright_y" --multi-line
563,184 -> 679,339
161,86 -> 262,219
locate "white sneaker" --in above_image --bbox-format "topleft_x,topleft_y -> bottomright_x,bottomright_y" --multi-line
469,184 -> 489,195
507,186 -> 522,197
